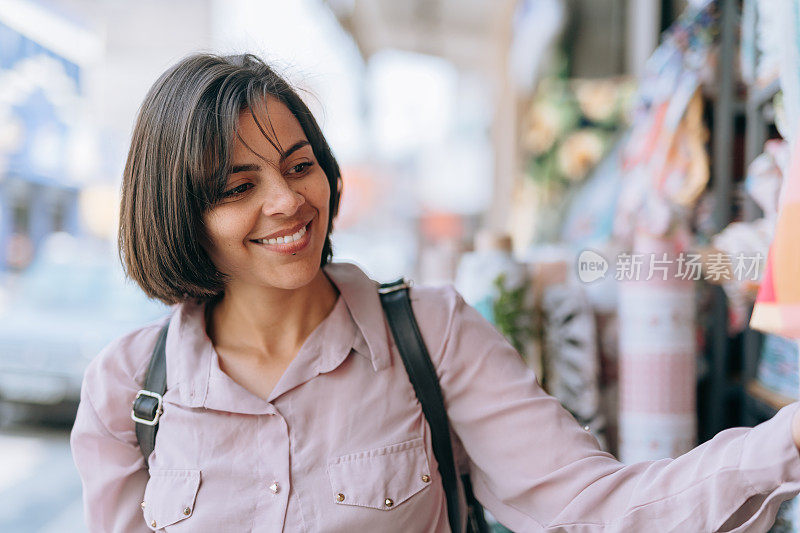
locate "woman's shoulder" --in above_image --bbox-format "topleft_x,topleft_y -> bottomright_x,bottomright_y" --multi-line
85,315 -> 171,388
407,283 -> 473,363
408,283 -> 462,318
79,315 -> 171,437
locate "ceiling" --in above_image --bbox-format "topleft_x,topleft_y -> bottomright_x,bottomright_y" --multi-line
325,0 -> 517,73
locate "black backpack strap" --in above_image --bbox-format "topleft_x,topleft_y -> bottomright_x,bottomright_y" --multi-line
462,472 -> 489,533
379,279 -> 465,533
131,322 -> 169,468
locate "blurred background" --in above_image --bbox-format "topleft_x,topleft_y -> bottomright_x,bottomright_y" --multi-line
3,0 -> 800,531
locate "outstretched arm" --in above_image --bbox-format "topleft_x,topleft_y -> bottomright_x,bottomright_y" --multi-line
412,286 -> 800,532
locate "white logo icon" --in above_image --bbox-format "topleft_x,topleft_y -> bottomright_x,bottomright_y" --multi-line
577,250 -> 608,283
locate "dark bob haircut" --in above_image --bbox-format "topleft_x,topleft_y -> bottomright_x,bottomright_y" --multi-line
118,53 -> 342,305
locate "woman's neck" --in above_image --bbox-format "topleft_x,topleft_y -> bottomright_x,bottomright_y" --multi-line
205,268 -> 340,362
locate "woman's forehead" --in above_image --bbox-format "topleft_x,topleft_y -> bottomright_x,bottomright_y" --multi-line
235,97 -> 306,153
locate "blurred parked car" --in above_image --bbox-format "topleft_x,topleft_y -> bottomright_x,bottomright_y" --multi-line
0,233 -> 169,424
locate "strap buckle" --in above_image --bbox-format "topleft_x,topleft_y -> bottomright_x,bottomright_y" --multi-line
131,390 -> 164,426
378,279 -> 413,295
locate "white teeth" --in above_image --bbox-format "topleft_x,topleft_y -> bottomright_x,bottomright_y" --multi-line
257,224 -> 307,245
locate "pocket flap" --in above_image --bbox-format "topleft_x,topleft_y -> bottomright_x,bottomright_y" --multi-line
142,469 -> 201,530
328,437 -> 432,510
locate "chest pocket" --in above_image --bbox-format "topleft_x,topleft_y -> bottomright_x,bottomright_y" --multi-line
142,469 -> 201,531
327,436 -> 432,510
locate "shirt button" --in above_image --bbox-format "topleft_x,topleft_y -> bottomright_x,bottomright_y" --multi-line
183,506 -> 192,516
384,498 -> 394,507
140,500 -> 146,510
336,493 -> 345,502
269,482 -> 280,494
583,425 -> 590,431
421,474 -> 430,483
151,520 -> 157,528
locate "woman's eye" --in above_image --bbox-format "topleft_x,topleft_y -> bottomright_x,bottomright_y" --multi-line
288,161 -> 314,175
222,182 -> 252,198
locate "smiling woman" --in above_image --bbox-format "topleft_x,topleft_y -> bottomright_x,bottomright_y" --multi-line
117,54 -> 342,305
201,101 -> 330,292
71,52 -> 800,533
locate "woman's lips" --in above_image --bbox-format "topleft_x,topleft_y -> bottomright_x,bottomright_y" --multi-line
256,220 -> 309,242
251,220 -> 312,255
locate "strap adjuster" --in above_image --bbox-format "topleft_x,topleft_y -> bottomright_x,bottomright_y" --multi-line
378,279 -> 413,295
131,390 -> 164,426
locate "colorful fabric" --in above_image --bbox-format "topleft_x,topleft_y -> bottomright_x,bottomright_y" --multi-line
752,132 -> 800,337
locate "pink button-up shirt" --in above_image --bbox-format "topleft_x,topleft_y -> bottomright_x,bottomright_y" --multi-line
71,262 -> 800,532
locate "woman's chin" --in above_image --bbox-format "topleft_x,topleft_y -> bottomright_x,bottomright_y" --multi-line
260,262 -> 323,291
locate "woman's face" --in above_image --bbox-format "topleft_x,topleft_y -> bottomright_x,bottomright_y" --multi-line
202,97 -> 331,292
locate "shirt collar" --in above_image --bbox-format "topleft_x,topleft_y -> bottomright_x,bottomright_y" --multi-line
164,300 -> 212,409
322,262 -> 392,372
164,262 -> 392,409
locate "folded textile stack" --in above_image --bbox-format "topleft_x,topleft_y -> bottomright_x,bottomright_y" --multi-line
709,139 -> 788,331
751,133 -> 800,336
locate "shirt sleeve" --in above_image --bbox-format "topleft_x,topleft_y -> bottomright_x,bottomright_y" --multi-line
70,327 -> 160,533
418,286 -> 800,532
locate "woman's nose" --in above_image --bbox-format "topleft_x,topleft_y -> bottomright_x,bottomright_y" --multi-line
261,177 -> 305,216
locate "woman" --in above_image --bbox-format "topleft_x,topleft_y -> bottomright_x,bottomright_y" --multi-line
71,53 -> 800,532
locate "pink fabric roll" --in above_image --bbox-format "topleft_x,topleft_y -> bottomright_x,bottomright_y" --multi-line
618,230 -> 698,463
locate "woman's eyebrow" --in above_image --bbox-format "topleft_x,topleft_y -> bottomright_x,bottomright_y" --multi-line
229,140 -> 311,175
229,163 -> 261,175
279,140 -> 310,162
